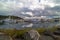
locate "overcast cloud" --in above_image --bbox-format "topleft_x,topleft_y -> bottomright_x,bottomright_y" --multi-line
0,0 -> 60,17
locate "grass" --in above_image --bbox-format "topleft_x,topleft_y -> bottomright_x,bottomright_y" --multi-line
0,26 -> 58,38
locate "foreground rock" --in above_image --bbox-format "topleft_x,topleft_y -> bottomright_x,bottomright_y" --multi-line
40,35 -> 54,40
24,29 -> 41,40
44,30 -> 60,40
53,27 -> 60,35
0,32 -> 12,40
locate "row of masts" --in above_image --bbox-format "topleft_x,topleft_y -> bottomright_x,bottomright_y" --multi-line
1,0 -> 41,3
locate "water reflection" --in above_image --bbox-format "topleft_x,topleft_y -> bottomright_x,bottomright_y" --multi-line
0,22 -> 60,29
22,23 -> 33,28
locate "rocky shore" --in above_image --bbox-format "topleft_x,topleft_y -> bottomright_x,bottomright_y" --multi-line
0,27 -> 60,40
13,28 -> 60,40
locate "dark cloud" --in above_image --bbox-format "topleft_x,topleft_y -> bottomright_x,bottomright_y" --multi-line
50,6 -> 60,12
12,6 -> 59,17
53,0 -> 60,4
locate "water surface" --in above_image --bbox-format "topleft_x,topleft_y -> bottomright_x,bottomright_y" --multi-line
0,22 -> 59,29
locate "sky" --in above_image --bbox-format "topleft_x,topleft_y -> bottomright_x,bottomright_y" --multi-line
0,0 -> 60,17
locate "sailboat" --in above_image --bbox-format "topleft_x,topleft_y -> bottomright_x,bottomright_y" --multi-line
4,16 -> 15,24
39,0 -> 40,2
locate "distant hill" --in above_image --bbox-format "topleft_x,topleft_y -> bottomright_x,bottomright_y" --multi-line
0,15 -> 23,20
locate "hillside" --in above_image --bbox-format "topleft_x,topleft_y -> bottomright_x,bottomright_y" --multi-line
0,15 -> 23,20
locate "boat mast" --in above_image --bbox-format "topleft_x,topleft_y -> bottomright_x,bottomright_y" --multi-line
39,0 -> 40,2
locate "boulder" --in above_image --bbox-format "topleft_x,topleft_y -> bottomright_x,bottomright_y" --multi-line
24,29 -> 41,40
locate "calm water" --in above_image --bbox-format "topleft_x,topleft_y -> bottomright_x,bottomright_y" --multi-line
0,22 -> 60,29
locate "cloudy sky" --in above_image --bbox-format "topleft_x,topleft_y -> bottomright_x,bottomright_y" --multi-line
0,0 -> 60,17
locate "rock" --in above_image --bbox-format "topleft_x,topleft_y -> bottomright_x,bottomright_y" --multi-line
54,31 -> 60,35
24,29 -> 41,40
57,28 -> 60,30
43,30 -> 60,40
0,32 -> 12,40
43,30 -> 53,36
12,34 -> 23,40
53,27 -> 60,35
41,35 -> 55,40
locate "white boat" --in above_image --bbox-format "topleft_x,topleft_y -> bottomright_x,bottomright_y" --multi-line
4,16 -> 17,24
22,23 -> 33,28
